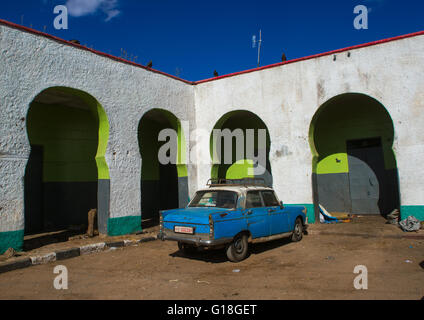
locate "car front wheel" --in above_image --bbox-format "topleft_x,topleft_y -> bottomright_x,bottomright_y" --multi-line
226,234 -> 249,262
291,217 -> 303,242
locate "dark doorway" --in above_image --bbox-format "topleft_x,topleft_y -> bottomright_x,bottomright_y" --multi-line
138,109 -> 187,227
24,87 -> 109,239
159,163 -> 179,211
24,145 -> 44,234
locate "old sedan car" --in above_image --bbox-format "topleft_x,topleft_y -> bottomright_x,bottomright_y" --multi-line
157,179 -> 308,262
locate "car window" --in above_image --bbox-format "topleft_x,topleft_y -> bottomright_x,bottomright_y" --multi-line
246,191 -> 263,208
189,191 -> 238,209
261,191 -> 280,207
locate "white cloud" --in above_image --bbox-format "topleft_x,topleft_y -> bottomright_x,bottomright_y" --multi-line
65,0 -> 121,21
105,9 -> 120,22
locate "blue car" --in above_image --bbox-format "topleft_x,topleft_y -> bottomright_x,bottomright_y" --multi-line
157,179 -> 308,262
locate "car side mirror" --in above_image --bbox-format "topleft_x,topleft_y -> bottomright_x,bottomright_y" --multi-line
280,201 -> 284,209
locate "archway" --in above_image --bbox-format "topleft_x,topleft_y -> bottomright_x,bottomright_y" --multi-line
25,87 -> 110,236
210,110 -> 272,186
309,93 -> 400,220
138,109 -> 188,226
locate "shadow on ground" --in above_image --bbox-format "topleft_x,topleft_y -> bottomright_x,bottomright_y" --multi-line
23,228 -> 86,251
169,237 -> 293,263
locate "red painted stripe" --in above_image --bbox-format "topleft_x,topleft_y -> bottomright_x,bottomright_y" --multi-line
0,19 -> 194,85
1,18 -> 423,85
195,30 -> 424,84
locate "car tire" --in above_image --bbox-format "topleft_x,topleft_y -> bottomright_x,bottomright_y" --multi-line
226,234 -> 249,262
178,242 -> 197,254
291,217 -> 303,242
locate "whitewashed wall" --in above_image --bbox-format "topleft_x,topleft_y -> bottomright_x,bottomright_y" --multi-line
1,20 -> 423,240
194,34 -> 424,209
0,24 -> 195,235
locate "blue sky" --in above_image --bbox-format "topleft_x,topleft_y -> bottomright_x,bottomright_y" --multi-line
1,0 -> 423,81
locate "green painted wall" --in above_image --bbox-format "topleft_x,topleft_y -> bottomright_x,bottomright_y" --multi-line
226,159 -> 254,179
210,110 -> 271,180
27,102 -> 99,182
0,230 -> 24,254
59,87 -> 110,180
310,94 -> 396,175
138,109 -> 187,181
107,216 -> 142,236
401,206 -> 424,221
27,87 -> 110,182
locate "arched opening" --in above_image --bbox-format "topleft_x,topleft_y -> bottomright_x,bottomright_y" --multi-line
309,93 -> 400,221
138,109 -> 188,227
24,87 -> 110,239
210,110 -> 272,186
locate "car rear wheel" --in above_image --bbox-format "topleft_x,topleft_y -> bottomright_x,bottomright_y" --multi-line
291,217 -> 303,242
178,242 -> 197,254
226,234 -> 249,262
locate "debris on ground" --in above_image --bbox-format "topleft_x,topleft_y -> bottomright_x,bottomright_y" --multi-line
386,209 -> 400,225
196,280 -> 210,284
399,216 -> 421,232
232,269 -> 240,273
319,204 -> 339,223
87,208 -> 98,237
330,212 -> 351,219
0,248 -> 17,261
319,205 -> 352,223
405,260 -> 413,263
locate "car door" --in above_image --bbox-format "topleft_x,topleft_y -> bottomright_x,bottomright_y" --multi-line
245,190 -> 270,239
261,190 -> 290,235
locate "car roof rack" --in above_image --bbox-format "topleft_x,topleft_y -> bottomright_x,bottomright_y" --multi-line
206,178 -> 267,187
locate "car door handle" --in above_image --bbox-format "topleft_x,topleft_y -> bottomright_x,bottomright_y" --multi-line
246,210 -> 253,215
268,208 -> 276,213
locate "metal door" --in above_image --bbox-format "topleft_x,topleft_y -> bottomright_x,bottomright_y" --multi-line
347,138 -> 385,214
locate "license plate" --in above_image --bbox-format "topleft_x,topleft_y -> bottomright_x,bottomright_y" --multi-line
174,226 -> 194,234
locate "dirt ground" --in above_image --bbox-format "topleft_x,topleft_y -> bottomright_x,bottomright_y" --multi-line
0,216 -> 423,300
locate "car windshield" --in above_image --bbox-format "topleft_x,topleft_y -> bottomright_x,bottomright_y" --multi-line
189,190 -> 238,209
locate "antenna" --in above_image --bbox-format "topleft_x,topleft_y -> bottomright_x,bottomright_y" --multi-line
257,29 -> 262,67
252,30 -> 262,67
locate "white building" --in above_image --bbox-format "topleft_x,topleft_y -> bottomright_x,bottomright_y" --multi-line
1,19 -> 423,253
